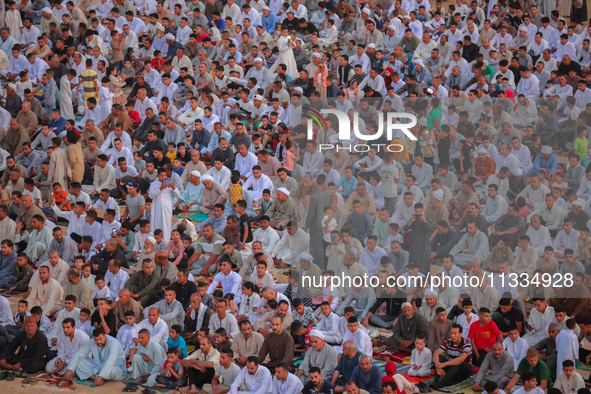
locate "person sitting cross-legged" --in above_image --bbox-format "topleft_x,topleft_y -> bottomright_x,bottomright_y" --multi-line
430,323 -> 473,389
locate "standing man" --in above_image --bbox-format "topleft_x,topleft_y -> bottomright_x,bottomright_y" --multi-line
305,174 -> 334,269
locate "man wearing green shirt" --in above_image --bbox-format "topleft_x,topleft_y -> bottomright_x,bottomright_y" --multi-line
505,348 -> 552,392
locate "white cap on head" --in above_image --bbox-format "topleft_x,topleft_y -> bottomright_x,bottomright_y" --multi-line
254,57 -> 263,63
156,23 -> 164,31
541,145 -> 552,154
254,94 -> 263,101
312,52 -> 321,58
190,170 -> 201,177
310,330 -> 325,340
572,201 -> 583,207
425,289 -> 438,298
294,87 -> 304,94
477,146 -> 487,154
403,15 -> 410,19
300,252 -> 313,262
277,187 -> 290,196
362,7 -> 371,14
414,58 -> 424,66
368,43 -> 376,49
262,5 -> 270,10
513,169 -> 523,176
201,175 -> 214,182
42,7 -> 52,13
7,83 -> 16,91
147,236 -> 156,245
165,33 -> 175,40
433,189 -> 444,202
401,302 -> 412,309
519,26 -> 527,31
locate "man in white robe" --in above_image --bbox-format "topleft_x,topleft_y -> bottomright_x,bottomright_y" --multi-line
132,307 -> 169,351
148,168 -> 181,243
59,71 -> 76,121
46,318 -> 90,374
26,265 -> 64,315
62,327 -> 127,385
131,329 -> 167,386
523,300 -> 555,346
22,214 -> 53,264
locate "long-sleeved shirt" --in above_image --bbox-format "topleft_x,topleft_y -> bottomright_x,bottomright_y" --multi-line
350,364 -> 382,394
230,364 -> 273,394
449,230 -> 490,261
145,298 -> 184,330
298,342 -> 338,377
27,277 -> 64,315
336,287 -> 376,318
474,351 -> 515,384
257,330 -> 294,366
207,271 -> 242,304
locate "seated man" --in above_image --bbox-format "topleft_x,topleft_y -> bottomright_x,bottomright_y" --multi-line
331,341 -> 361,394
144,286 -> 184,329
384,302 -> 428,353
183,293 -> 212,346
257,316 -> 294,373
26,265 -> 64,315
431,324 -> 473,389
472,341 -> 515,391
0,316 -> 48,374
62,327 -> 127,386
124,259 -> 161,307
181,336 -> 220,393
46,318 -> 90,374
253,299 -> 293,336
468,308 -> 503,367
132,307 -> 169,352
505,348 -> 551,392
350,355 -> 382,394
230,356 -> 273,394
131,328 -> 167,387
202,348 -> 241,394
296,330 -> 338,383
271,362 -> 303,394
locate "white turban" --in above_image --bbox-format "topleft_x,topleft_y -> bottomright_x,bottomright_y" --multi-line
433,189 -> 444,202
277,187 -> 290,196
310,330 -> 325,340
201,175 -> 214,182
190,170 -> 201,177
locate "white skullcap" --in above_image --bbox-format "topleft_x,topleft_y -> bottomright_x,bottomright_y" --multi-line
201,175 -> 214,182
513,169 -> 523,176
477,146 -> 488,154
424,289 -> 438,298
367,43 -> 376,49
156,23 -> 164,31
433,189 -> 444,202
413,58 -> 424,66
519,26 -> 527,31
312,52 -> 321,58
572,201 -> 583,207
277,187 -> 290,196
190,170 -> 201,177
403,14 -> 410,19
165,33 -> 176,40
294,87 -> 304,93
401,302 -> 412,309
300,252 -> 313,262
146,236 -> 156,245
541,145 -> 552,154
362,7 -> 371,14
262,5 -> 270,10
254,57 -> 263,63
310,330 -> 325,340
7,83 -> 16,91
42,7 -> 52,13
254,94 -> 263,101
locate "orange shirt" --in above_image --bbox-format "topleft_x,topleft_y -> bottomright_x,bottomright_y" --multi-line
53,190 -> 70,210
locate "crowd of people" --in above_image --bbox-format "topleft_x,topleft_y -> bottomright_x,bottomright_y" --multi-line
2,0 -> 591,393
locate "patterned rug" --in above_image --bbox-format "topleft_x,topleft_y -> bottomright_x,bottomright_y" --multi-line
423,376 -> 475,393
177,212 -> 210,223
401,371 -> 435,383
373,350 -> 411,364
123,378 -> 172,392
0,288 -> 28,297
577,361 -> 591,372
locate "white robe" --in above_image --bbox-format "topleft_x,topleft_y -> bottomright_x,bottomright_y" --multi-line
523,305 -> 555,346
556,329 -> 579,377
269,35 -> 297,80
148,180 -> 181,243
6,10 -> 22,41
59,75 -> 75,121
46,328 -> 90,374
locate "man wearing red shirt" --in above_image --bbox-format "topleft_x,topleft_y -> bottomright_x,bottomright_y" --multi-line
468,307 -> 503,367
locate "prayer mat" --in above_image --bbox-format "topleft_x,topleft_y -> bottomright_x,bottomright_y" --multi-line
0,288 -> 28,297
401,371 -> 434,383
577,361 -> 591,372
423,376 -> 475,393
122,378 -> 173,392
373,350 -> 411,364
177,212 -> 210,223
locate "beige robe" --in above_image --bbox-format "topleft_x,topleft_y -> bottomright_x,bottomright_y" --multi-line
68,142 -> 85,183
48,147 -> 72,191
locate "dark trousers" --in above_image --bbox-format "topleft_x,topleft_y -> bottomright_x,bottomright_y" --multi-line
431,354 -> 473,389
5,354 -> 47,373
473,350 -> 488,367
187,367 -> 215,388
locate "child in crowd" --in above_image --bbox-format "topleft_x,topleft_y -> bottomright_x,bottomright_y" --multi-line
408,334 -> 432,377
502,326 -> 528,370
75,308 -> 92,337
31,306 -> 52,335
155,348 -> 186,389
82,264 -> 96,286
117,310 -> 138,358
92,275 -> 110,306
213,327 -> 232,352
456,299 -> 478,339
167,324 -> 188,359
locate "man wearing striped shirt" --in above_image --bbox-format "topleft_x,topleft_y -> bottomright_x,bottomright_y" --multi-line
431,323 -> 473,389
